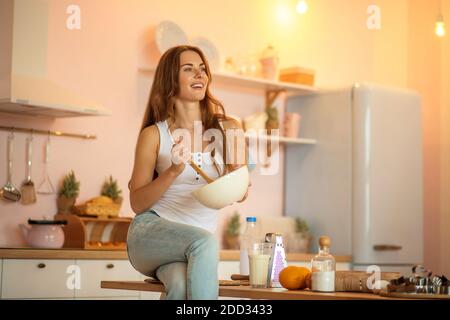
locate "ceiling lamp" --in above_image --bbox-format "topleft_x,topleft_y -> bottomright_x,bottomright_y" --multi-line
435,1 -> 446,37
296,0 -> 308,15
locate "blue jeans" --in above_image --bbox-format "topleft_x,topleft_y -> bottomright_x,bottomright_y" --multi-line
126,210 -> 219,300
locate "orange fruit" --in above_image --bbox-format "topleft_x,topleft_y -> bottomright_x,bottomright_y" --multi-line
305,272 -> 312,289
279,266 -> 311,290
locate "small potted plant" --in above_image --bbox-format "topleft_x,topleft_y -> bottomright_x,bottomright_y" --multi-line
57,170 -> 80,214
288,217 -> 312,253
265,105 -> 279,132
223,211 -> 241,250
101,175 -> 123,206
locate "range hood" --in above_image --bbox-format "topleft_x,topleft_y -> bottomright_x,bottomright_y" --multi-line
0,0 -> 110,117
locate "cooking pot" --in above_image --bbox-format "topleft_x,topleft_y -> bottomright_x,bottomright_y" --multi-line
19,218 -> 67,248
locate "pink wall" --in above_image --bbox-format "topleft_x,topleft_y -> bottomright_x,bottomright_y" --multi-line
0,0 -> 447,265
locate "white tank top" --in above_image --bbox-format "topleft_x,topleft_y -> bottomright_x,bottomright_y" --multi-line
150,120 -> 226,233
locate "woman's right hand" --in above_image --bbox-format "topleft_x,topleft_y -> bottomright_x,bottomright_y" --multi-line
169,136 -> 191,176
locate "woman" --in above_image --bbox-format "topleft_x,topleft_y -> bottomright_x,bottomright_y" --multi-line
127,45 -> 250,300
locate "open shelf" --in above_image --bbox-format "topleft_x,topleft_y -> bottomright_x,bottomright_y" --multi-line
139,66 -> 317,95
245,133 -> 317,145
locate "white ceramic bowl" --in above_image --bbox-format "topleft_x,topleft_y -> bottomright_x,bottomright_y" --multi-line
191,166 -> 249,209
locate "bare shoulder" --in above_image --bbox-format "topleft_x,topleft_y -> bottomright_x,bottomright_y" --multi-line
138,125 -> 159,145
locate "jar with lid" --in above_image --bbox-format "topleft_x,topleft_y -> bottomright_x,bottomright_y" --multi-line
310,235 -> 336,292
259,45 -> 279,80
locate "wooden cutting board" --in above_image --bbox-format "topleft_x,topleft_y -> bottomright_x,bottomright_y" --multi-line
335,271 -> 400,292
231,274 -> 250,281
145,277 -> 249,286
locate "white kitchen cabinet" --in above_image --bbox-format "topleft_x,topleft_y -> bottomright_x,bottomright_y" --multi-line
0,257 -> 351,299
75,260 -> 140,299
1,259 -> 75,299
139,262 -> 242,300
218,261 -> 240,280
139,291 -> 163,300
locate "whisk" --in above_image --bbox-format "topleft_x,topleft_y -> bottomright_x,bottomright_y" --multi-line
37,134 -> 55,194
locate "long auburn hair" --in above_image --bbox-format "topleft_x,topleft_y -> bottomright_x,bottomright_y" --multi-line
140,45 -> 230,177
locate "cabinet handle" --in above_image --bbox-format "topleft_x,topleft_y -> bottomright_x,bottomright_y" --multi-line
373,244 -> 402,251
106,263 -> 114,269
37,263 -> 46,269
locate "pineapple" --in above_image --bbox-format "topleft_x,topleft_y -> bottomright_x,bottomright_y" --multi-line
101,175 -> 123,205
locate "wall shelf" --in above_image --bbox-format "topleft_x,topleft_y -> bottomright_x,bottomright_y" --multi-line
139,66 -> 317,96
245,133 -> 317,145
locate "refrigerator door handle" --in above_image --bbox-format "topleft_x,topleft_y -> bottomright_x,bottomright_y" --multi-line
373,244 -> 403,251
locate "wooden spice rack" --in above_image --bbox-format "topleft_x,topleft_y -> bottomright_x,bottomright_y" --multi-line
54,214 -> 132,250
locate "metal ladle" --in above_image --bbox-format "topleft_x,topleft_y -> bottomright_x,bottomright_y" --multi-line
1,132 -> 22,202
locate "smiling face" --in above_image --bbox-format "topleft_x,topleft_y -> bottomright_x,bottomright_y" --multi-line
177,50 -> 209,102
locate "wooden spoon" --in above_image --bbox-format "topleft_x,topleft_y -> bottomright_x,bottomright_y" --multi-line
169,135 -> 215,184
21,135 -> 37,204
188,160 -> 215,184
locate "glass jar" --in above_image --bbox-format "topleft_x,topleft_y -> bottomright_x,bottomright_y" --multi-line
311,236 -> 336,292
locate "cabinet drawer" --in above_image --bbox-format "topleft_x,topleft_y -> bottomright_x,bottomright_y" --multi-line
2,259 -> 75,299
75,260 -> 140,298
218,261 -> 239,280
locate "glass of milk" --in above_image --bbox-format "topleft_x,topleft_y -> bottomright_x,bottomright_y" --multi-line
248,243 -> 274,288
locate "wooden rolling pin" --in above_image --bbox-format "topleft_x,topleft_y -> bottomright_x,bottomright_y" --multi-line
231,274 -> 250,281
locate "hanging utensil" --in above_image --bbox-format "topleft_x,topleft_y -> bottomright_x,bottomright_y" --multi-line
21,132 -> 37,204
1,132 -> 22,202
37,134 -> 55,194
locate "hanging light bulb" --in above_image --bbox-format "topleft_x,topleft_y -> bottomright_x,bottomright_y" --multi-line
296,0 -> 308,15
435,14 -> 446,37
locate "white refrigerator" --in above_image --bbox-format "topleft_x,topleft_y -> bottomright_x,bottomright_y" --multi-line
284,83 -> 423,275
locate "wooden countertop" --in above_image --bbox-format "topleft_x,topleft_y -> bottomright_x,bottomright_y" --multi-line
0,248 -> 352,262
100,281 -> 398,300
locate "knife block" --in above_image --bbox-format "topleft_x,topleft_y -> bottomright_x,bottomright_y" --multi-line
54,214 -> 132,250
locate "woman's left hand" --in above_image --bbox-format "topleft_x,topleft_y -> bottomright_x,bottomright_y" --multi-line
228,164 -> 251,203
238,179 -> 251,203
